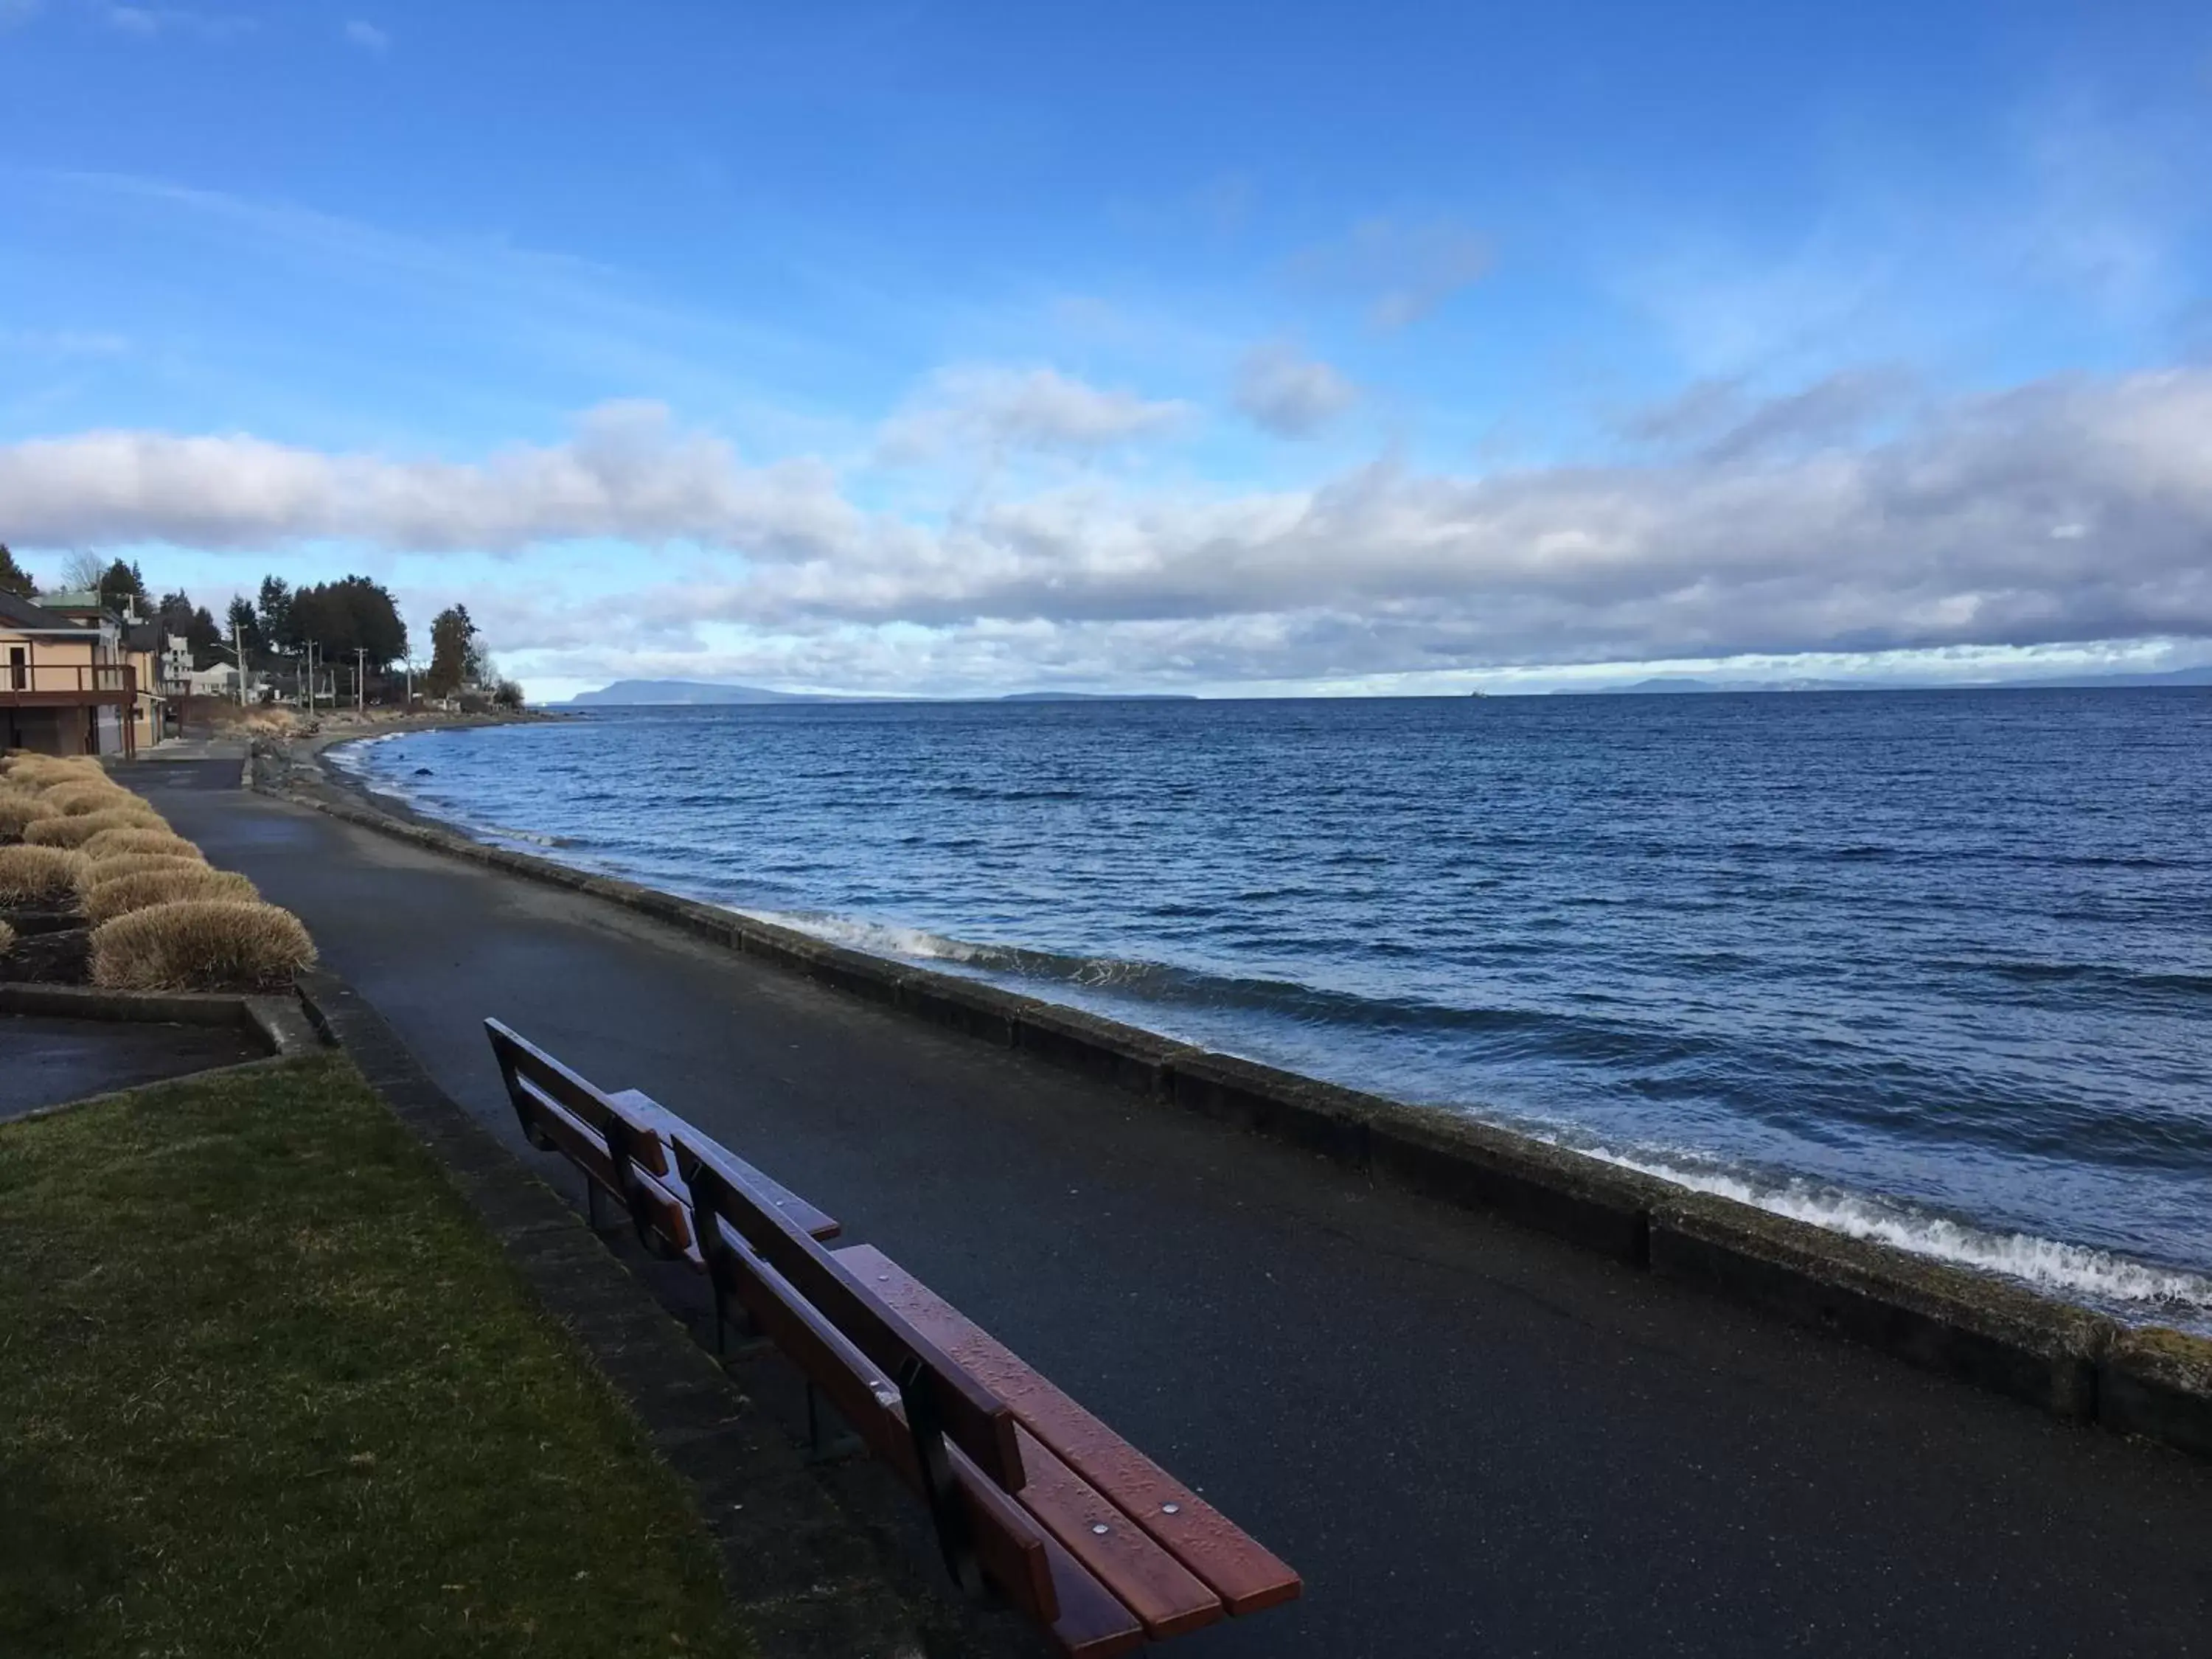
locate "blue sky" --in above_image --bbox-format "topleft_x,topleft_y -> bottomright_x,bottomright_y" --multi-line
4,0 -> 2211,698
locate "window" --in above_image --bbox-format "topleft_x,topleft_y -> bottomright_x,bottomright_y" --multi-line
8,647 -> 24,691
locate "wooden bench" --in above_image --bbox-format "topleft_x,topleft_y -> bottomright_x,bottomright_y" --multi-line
484,1019 -> 1301,1655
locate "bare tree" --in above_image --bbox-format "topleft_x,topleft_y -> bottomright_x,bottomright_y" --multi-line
60,549 -> 105,591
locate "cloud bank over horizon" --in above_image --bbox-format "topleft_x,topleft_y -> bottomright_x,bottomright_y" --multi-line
6,364 -> 2211,692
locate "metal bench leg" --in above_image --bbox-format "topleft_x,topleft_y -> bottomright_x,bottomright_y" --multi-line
804,1380 -> 863,1463
898,1358 -> 984,1598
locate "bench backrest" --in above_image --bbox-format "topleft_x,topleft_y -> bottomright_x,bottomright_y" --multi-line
486,1017 -> 694,1258
675,1131 -> 1026,1490
484,1019 -> 1068,1632
675,1130 -> 1053,1612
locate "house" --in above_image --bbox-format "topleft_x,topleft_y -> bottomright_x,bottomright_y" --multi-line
184,662 -> 265,700
125,621 -> 185,744
0,588 -> 142,757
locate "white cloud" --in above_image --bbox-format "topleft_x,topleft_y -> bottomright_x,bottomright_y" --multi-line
341,18 -> 388,53
1291,217 -> 1493,330
0,401 -> 857,557
0,327 -> 128,357
10,369 -> 2212,686
875,365 -> 1189,462
98,4 -> 251,38
1232,342 -> 1360,437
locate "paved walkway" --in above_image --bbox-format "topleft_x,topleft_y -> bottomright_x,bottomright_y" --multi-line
137,760 -> 2211,1659
0,1015 -> 265,1120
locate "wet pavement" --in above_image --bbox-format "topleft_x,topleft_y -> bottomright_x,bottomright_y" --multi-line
1,1014 -> 265,1120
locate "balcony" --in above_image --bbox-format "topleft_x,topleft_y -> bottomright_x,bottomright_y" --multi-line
0,661 -> 138,706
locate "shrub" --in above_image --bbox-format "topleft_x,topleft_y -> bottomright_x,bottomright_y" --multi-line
0,844 -> 92,905
41,781 -> 142,817
24,807 -> 164,849
79,853 -> 209,894
0,918 -> 13,958
0,793 -> 60,841
83,866 -> 260,925
90,900 -> 316,992
2,755 -> 102,786
80,827 -> 204,863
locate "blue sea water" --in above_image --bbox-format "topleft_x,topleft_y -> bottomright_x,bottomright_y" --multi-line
333,691 -> 2212,1324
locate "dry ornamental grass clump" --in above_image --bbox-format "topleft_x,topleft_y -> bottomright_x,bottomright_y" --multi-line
90,899 -> 316,991
24,807 -> 165,849
0,793 -> 61,841
2,755 -> 102,787
0,844 -> 93,905
81,827 -> 204,863
39,782 -> 141,818
0,917 -> 14,958
80,852 -> 209,894
84,866 -> 260,925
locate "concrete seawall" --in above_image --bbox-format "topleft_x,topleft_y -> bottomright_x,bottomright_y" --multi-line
259,745 -> 2212,1465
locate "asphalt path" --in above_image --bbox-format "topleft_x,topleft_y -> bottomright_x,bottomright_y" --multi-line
137,759 -> 2212,1659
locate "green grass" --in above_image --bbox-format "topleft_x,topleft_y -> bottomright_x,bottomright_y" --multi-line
0,1054 -> 752,1658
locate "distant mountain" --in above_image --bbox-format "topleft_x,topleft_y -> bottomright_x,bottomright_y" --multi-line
1585,665 -> 2212,695
2015,664 -> 2212,688
998,692 -> 1200,702
564,680 -> 853,706
565,680 -> 1205,706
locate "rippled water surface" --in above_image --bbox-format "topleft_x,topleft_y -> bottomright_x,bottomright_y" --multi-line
335,692 -> 2212,1321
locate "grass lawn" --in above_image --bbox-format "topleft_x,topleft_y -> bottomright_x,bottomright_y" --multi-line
0,1054 -> 752,1658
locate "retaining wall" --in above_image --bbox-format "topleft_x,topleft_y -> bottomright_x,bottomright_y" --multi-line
260,751 -> 2212,1465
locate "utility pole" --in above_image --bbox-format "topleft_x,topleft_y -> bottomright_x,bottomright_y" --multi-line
355,648 -> 366,712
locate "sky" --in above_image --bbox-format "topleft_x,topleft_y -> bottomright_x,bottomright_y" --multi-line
3,1 -> 2211,700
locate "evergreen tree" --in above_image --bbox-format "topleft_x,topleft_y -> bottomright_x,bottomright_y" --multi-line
0,544 -> 35,599
425,605 -> 478,698
226,596 -> 265,663
288,575 -> 408,669
257,575 -> 295,654
187,606 -> 224,669
97,557 -> 147,615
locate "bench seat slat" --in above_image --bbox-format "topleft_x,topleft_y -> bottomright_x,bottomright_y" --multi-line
1012,1423 -> 1222,1639
833,1244 -> 1301,1617
1037,1531 -> 1147,1659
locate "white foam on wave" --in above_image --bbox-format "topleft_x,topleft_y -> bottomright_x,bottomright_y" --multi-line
478,822 -> 567,849
746,909 -> 992,966
762,905 -> 2212,1316
1575,1141 -> 2212,1313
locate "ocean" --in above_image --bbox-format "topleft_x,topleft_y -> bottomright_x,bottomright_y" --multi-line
330,690 -> 2212,1327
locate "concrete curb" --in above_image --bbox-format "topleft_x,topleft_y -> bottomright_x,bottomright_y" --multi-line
1649,1194 -> 2112,1418
0,980 -> 322,1058
292,968 -> 936,1659
264,768 -> 2212,1465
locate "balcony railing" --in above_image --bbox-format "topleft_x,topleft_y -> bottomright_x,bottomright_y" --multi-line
0,661 -> 138,699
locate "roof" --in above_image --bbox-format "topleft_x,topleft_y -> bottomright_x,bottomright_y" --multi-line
0,589 -> 102,633
0,588 -> 68,629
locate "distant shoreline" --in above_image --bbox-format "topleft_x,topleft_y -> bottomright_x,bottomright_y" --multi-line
552,678 -> 2212,708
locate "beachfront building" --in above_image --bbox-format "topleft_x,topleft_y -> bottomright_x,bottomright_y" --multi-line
0,588 -> 143,757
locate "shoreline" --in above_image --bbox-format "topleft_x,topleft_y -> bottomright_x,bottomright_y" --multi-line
254,730 -> 2212,1461
305,723 -> 2212,1325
